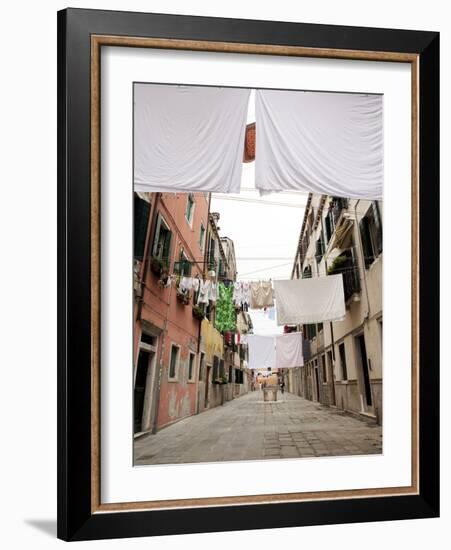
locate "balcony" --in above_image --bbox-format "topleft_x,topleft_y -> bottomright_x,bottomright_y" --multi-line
327,251 -> 360,302
173,260 -> 192,277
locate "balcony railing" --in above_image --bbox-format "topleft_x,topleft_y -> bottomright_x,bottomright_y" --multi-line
327,251 -> 360,302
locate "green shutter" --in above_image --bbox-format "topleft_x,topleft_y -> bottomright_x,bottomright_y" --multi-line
134,196 -> 150,260
359,217 -> 374,269
162,231 -> 172,267
371,201 -> 383,256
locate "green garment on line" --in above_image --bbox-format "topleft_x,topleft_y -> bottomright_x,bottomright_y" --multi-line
215,283 -> 236,333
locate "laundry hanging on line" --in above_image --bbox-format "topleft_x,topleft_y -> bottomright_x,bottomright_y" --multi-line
247,332 -> 304,370
134,84 -> 250,194
233,281 -> 251,309
276,332 -> 304,368
236,310 -> 253,334
254,89 -> 383,200
250,280 -> 274,309
215,283 -> 236,333
274,274 -> 346,325
246,334 -> 276,370
172,273 -> 346,325
134,85 -> 382,199
264,306 -> 276,321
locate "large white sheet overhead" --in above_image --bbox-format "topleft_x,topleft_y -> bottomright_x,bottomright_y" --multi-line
276,333 -> 304,369
274,275 -> 346,325
255,90 -> 383,200
134,84 -> 251,193
247,335 -> 276,370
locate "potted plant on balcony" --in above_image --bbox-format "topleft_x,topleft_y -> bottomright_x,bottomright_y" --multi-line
327,254 -> 348,275
218,375 -> 228,385
192,305 -> 205,320
150,256 -> 165,276
157,270 -> 170,288
176,289 -> 190,305
213,375 -> 228,385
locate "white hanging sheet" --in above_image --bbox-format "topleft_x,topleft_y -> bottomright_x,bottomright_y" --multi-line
255,90 -> 383,200
276,333 -> 304,368
274,275 -> 346,325
134,84 -> 250,194
247,335 -> 276,370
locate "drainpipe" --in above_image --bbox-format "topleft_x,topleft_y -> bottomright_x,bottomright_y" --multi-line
197,192 -> 212,354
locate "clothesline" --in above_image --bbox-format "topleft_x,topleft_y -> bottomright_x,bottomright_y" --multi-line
145,267 -> 348,330
211,195 -> 306,208
238,265 -> 365,280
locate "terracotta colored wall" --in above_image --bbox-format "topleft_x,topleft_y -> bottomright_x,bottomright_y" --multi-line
135,192 -> 210,430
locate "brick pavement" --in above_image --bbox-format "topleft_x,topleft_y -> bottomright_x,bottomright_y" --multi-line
134,390 -> 382,465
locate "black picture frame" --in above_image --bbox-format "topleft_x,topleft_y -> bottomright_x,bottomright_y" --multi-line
57,8 -> 439,541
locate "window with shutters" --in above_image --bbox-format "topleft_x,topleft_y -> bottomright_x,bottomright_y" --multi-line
152,214 -> 172,267
134,194 -> 151,260
338,342 -> 348,381
168,344 -> 180,380
174,249 -> 192,276
324,210 -> 333,244
188,352 -> 196,382
315,231 -> 325,263
199,223 -> 205,252
207,236 -> 216,271
359,201 -> 383,269
321,354 -> 327,382
185,193 -> 195,225
212,356 -> 220,380
304,323 -> 317,340
198,352 -> 205,381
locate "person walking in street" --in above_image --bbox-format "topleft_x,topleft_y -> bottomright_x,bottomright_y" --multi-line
280,379 -> 285,394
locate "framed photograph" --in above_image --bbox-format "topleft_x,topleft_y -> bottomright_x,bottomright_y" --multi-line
57,8 -> 439,541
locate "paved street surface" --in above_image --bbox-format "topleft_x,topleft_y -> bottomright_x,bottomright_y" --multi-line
134,391 -> 382,465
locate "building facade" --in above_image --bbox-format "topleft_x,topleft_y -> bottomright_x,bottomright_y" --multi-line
133,192 -> 248,435
197,212 -> 248,412
287,194 -> 383,424
220,236 -> 238,281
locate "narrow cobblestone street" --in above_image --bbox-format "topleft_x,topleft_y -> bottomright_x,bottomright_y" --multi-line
134,390 -> 382,465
